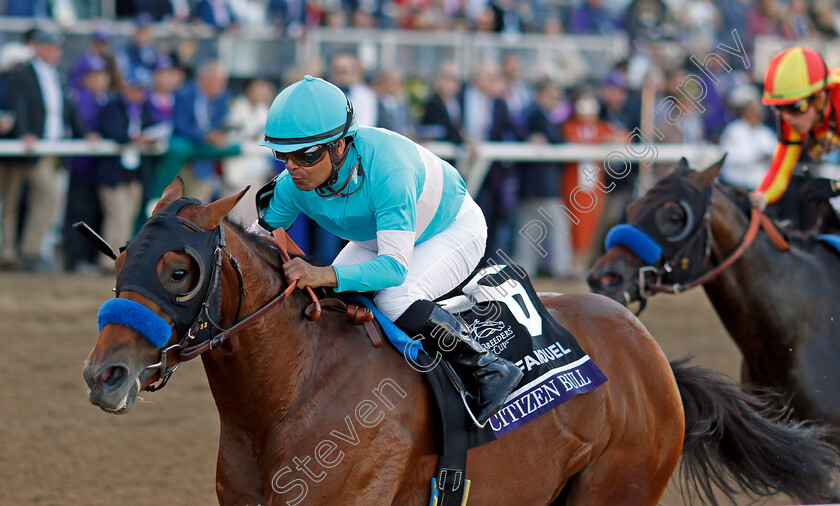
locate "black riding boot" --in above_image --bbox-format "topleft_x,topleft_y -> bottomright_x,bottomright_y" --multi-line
420,305 -> 523,425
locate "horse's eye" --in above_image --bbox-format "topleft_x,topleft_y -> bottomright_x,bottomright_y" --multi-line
171,269 -> 187,282
655,202 -> 687,236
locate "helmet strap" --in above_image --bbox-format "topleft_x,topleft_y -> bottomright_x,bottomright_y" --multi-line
316,136 -> 364,198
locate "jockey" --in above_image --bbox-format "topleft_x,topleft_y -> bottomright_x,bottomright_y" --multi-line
751,47 -> 840,210
256,75 -> 522,424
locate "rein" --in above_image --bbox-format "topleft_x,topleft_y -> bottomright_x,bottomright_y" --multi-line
641,207 -> 789,297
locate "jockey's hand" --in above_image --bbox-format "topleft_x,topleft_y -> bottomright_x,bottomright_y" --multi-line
748,191 -> 768,211
802,177 -> 840,201
282,257 -> 337,289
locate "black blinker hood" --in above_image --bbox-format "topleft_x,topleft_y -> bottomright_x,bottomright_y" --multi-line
116,198 -> 219,340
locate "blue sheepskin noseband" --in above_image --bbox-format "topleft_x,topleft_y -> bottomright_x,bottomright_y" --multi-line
98,298 -> 173,348
604,224 -> 663,265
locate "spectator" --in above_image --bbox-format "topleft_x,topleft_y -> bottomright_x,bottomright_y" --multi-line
812,0 -> 838,38
561,91 -> 623,270
567,0 -> 624,35
625,0 -> 671,42
474,7 -> 499,32
514,79 -> 574,279
63,56 -> 112,273
681,54 -> 732,143
490,0 -> 526,34
68,29 -> 121,94
350,7 -> 375,28
322,9 -> 347,27
117,14 -> 160,74
591,69 -> 641,261
149,60 -> 240,205
781,0 -> 814,39
267,0 -> 308,35
328,52 -> 377,126
747,0 -> 782,38
222,77 -> 275,224
194,0 -> 236,31
0,41 -> 33,117
501,53 -> 533,126
718,85 -> 776,191
716,0 -> 750,41
147,56 -> 182,129
418,62 -> 464,145
374,69 -> 414,138
464,61 -> 524,256
653,68 -> 705,149
0,31 -> 92,272
97,67 -> 160,271
683,0 -> 722,51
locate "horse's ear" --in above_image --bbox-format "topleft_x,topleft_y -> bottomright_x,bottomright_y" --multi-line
193,186 -> 251,230
151,177 -> 186,216
695,154 -> 727,187
677,157 -> 689,171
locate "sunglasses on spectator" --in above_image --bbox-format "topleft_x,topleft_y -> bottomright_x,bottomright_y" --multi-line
272,144 -> 330,166
774,95 -> 816,115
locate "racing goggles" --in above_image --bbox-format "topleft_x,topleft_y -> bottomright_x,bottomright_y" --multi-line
774,95 -> 816,115
272,143 -> 330,166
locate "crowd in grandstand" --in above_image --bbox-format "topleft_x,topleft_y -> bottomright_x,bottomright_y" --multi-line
0,0 -> 836,278
5,0 -> 840,41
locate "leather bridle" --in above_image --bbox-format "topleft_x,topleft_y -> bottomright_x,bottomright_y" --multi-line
618,184 -> 790,312
142,225 -> 323,392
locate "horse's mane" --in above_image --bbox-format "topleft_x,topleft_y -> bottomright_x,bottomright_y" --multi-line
713,180 -> 817,244
224,217 -> 284,266
223,217 -> 324,273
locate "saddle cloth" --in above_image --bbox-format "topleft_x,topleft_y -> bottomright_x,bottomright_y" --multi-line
354,263 -> 608,439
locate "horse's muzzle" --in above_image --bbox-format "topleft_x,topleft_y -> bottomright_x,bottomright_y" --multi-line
587,268 -> 626,300
83,362 -> 138,414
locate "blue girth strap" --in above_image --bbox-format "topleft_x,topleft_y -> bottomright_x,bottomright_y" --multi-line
604,224 -> 663,265
97,298 -> 173,348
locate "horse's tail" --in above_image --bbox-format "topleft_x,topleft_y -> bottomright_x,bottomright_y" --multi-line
671,357 -> 840,505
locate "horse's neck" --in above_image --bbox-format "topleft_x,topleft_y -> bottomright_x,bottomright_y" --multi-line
197,227 -> 431,474
198,230 -> 335,437
703,188 -> 801,374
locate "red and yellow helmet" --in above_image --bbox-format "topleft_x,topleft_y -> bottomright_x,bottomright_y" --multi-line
762,47 -> 832,106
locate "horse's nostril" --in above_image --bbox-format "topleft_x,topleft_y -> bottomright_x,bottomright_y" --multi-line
588,270 -> 622,291
100,365 -> 127,389
600,272 -> 621,288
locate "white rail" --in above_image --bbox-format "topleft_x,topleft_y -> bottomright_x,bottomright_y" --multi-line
0,139 -> 724,194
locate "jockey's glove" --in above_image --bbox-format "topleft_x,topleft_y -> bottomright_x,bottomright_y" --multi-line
802,177 -> 840,201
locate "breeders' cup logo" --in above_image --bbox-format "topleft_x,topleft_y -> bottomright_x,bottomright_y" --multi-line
469,319 -> 504,340
469,319 -> 514,354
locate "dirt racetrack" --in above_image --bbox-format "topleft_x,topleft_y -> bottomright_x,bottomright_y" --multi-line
0,272 -> 800,505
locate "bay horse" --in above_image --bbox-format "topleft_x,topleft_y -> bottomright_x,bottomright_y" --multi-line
83,178 -> 840,505
588,157 -> 840,430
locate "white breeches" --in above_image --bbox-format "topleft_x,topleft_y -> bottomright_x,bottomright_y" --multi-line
332,196 -> 487,321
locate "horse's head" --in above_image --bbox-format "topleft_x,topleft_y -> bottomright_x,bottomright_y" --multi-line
83,178 -> 248,414
588,157 -> 724,308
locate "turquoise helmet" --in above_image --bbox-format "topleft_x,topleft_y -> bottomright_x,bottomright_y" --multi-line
261,75 -> 358,153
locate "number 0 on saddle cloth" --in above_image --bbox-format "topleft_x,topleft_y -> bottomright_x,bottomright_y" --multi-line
360,264 -> 608,438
